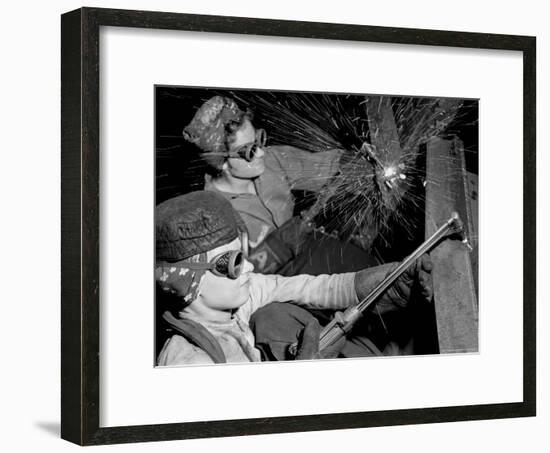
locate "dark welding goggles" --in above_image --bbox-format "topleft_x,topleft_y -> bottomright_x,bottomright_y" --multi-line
174,250 -> 246,280
227,128 -> 266,162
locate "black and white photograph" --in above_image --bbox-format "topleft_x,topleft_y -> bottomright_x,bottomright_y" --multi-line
154,87 -> 479,366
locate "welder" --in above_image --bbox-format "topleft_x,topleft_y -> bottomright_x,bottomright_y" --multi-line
183,95 -> 376,276
155,191 -> 433,364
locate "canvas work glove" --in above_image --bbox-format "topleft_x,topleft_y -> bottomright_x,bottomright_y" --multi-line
250,302 -> 345,361
354,254 -> 433,314
295,318 -> 346,360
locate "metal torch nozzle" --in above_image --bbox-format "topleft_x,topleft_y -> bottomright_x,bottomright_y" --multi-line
449,211 -> 472,251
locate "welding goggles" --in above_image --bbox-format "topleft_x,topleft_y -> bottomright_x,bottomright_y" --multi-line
173,250 -> 246,280
226,128 -> 267,162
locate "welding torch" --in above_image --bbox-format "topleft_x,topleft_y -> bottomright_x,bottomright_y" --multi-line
289,212 -> 465,357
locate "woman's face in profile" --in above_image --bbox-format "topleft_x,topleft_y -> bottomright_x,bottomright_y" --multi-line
225,119 -> 266,179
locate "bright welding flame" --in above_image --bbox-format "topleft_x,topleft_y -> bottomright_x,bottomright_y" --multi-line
384,166 -> 397,178
381,164 -> 408,191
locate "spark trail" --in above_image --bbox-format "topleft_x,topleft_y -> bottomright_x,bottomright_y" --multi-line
234,92 -> 469,249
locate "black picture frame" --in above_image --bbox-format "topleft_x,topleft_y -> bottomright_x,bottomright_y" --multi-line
61,7 -> 536,446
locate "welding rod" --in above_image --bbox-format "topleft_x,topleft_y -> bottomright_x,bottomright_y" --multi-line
316,211 -> 464,354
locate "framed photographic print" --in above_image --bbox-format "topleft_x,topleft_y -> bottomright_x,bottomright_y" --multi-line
61,7 -> 536,446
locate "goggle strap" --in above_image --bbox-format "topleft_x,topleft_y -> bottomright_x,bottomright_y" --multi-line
170,262 -> 214,271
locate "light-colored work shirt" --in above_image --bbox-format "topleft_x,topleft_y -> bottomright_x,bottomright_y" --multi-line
204,146 -> 342,247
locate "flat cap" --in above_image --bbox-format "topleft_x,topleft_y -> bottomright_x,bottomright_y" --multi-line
156,191 -> 244,262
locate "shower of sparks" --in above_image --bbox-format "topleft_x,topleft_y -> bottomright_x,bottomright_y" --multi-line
233,92 -> 469,249
157,88 -> 473,248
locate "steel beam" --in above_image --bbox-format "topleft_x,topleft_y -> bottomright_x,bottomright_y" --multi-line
425,136 -> 478,353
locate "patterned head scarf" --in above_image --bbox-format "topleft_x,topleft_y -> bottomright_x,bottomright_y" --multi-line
155,253 -> 207,308
183,96 -> 248,170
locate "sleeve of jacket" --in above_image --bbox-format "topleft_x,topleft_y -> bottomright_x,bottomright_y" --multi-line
245,272 -> 359,319
268,145 -> 343,192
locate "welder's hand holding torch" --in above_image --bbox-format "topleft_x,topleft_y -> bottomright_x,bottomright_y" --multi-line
354,254 -> 434,314
313,212 -> 461,355
288,213 -> 461,358
294,318 -> 346,360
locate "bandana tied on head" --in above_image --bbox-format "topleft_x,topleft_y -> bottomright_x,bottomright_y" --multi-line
155,254 -> 207,308
155,191 -> 246,309
183,96 -> 247,170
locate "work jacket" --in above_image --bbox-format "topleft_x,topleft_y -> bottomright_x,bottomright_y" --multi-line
157,271 -> 357,366
205,146 -> 342,248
